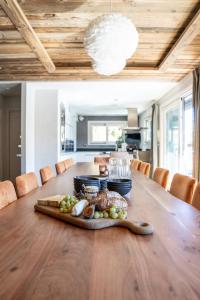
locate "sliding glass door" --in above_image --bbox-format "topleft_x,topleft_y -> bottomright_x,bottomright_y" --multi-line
181,94 -> 193,176
161,93 -> 193,178
164,104 -> 180,176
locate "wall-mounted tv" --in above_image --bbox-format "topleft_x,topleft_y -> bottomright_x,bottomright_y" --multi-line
125,132 -> 141,147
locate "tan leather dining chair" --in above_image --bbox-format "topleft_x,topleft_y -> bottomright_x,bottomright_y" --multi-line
55,161 -> 66,175
153,167 -> 169,189
94,156 -> 110,165
16,172 -> 38,198
131,159 -> 141,171
64,159 -> 70,170
138,162 -> 151,177
169,173 -> 196,204
192,182 -> 200,210
40,165 -> 55,185
0,180 -> 17,209
64,158 -> 75,170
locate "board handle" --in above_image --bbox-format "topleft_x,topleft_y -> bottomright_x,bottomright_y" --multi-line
117,219 -> 154,235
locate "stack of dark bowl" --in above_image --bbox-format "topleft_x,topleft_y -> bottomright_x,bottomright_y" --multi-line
74,176 -> 132,197
106,179 -> 132,196
74,176 -> 100,193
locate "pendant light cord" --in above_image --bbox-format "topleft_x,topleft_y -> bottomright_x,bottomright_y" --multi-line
110,0 -> 112,13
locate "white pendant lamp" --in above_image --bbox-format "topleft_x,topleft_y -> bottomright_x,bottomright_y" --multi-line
84,2 -> 139,76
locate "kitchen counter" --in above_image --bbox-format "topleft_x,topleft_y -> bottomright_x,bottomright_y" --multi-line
59,151 -> 111,163
76,148 -> 115,152
59,151 -> 133,163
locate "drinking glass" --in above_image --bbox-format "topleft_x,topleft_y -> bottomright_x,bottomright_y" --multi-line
109,158 -> 131,179
108,158 -> 118,178
117,158 -> 131,178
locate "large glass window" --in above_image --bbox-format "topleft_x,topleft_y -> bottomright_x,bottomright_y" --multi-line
88,121 -> 127,145
162,93 -> 193,177
107,125 -> 122,143
144,118 -> 151,144
164,105 -> 180,176
90,124 -> 107,143
181,94 -> 193,176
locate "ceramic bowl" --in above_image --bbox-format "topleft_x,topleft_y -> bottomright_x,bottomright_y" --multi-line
74,176 -> 100,193
106,178 -> 132,196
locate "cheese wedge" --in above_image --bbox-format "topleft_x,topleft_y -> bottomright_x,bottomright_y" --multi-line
37,195 -> 65,207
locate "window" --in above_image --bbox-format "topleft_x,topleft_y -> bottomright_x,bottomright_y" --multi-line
108,125 -> 123,143
164,104 -> 180,176
88,121 -> 127,145
181,94 -> 193,176
161,92 -> 193,177
90,123 -> 107,143
144,118 -> 151,144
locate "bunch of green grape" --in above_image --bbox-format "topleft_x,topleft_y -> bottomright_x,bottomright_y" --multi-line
59,195 -> 78,213
94,205 -> 127,220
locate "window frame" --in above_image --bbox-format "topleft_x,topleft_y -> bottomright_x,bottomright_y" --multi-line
143,117 -> 152,144
160,90 -> 193,177
88,120 -> 127,145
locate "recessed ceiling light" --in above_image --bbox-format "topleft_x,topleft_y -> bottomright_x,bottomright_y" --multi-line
114,99 -> 118,102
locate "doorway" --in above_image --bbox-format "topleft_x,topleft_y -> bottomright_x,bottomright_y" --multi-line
0,84 -> 22,182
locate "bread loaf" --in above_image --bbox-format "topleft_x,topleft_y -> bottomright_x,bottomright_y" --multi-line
90,190 -> 128,211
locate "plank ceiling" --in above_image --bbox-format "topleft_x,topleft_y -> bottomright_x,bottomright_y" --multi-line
0,0 -> 200,81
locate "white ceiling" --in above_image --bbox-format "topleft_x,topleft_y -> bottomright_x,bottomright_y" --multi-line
21,79 -> 177,115
57,79 -> 177,115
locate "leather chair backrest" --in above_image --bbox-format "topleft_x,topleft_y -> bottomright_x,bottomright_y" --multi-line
153,167 -> 169,189
170,173 -> 196,204
55,161 -> 66,175
40,165 -> 54,185
16,172 -> 38,198
192,182 -> 200,210
0,180 -> 17,209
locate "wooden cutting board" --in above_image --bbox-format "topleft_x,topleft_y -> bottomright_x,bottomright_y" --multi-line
34,204 -> 154,235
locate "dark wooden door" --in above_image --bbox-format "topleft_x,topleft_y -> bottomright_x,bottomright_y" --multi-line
9,109 -> 21,182
2,94 -> 21,182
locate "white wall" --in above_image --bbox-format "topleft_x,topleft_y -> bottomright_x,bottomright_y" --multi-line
158,73 -> 192,107
22,83 -> 78,180
34,90 -> 59,180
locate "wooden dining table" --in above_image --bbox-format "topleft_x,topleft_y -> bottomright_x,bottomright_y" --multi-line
1,163 -> 200,300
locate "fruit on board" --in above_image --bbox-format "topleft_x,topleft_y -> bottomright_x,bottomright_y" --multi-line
83,205 -> 95,219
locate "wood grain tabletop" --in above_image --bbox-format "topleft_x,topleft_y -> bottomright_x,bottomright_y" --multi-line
0,163 -> 200,300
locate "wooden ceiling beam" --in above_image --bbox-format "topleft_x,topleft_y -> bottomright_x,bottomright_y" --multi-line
159,6 -> 200,71
0,74 -> 182,82
0,0 -> 56,73
54,66 -> 159,75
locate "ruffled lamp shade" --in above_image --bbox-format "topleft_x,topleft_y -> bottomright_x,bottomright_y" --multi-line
84,13 -> 139,76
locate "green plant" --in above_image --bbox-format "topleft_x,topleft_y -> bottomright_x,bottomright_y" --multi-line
116,135 -> 124,148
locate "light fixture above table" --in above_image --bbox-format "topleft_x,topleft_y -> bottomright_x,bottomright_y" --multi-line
84,1 -> 139,76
